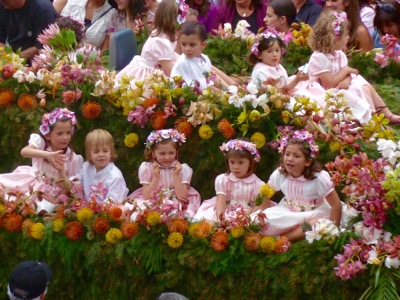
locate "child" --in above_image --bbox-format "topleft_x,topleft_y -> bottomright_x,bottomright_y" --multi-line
0,108 -> 83,213
129,129 -> 200,219
70,129 -> 128,203
298,10 -> 400,124
373,0 -> 400,48
264,0 -> 297,43
194,139 -> 271,222
260,130 -> 342,242
115,0 -> 180,83
250,29 -> 309,94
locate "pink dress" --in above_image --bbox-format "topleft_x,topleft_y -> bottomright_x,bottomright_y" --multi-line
115,32 -> 179,83
295,50 -> 373,123
128,161 -> 200,219
261,169 -> 334,236
193,173 -> 265,222
251,63 -> 290,88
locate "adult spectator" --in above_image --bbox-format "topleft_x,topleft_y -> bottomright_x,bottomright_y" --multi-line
187,0 -> 217,33
0,0 -> 58,61
53,0 -> 67,14
359,0 -> 375,37
292,0 -> 323,26
7,261 -> 52,300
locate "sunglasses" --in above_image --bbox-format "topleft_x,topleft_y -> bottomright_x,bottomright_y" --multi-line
376,3 -> 396,13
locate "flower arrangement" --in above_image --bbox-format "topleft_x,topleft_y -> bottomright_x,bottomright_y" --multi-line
374,34 -> 400,68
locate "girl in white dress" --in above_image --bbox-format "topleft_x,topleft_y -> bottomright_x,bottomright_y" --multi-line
194,139 -> 271,223
260,130 -> 342,242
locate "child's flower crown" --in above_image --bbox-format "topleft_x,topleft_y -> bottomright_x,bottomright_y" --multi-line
332,11 -> 347,38
278,130 -> 319,158
39,108 -> 77,135
251,29 -> 285,55
146,129 -> 186,149
220,139 -> 261,162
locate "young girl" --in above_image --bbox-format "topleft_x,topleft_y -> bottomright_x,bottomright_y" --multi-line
129,129 -> 200,219
373,0 -> 400,48
115,0 -> 180,83
250,30 -> 309,93
298,10 -> 400,124
0,108 -> 83,213
264,0 -> 297,44
260,130 -> 342,242
193,139 -> 271,222
70,129 -> 128,203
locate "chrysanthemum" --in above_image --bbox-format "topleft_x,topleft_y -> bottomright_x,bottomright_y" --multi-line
244,233 -> 262,252
146,211 -> 161,226
175,118 -> 192,138
275,236 -> 291,253
52,219 -> 65,233
108,206 -> 123,220
231,226 -> 245,238
30,222 -> 45,240
260,236 -> 277,253
105,228 -> 122,244
93,217 -> 110,235
22,218 -> 34,233
17,94 -> 37,111
198,125 -> 213,139
211,231 -> 229,251
4,214 -> 23,232
251,132 -> 266,149
0,204 -> 6,217
77,207 -> 94,223
0,88 -> 14,107
167,232 -> 184,249
124,133 -> 139,148
329,141 -> 342,152
81,100 -> 102,119
192,220 -> 212,238
150,111 -> 167,130
218,118 -> 236,139
143,96 -> 160,108
65,221 -> 84,240
167,218 -> 189,234
121,222 -> 139,239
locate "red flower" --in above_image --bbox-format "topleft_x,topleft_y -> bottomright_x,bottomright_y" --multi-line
211,231 -> 229,251
92,217 -> 110,235
121,222 -> 139,239
65,221 -> 84,240
4,214 -> 23,232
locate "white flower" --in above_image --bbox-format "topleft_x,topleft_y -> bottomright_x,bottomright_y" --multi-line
252,94 -> 268,108
367,247 -> 381,265
233,20 -> 250,39
362,227 -> 382,244
385,256 -> 400,269
228,85 -> 238,95
377,139 -> 397,159
13,70 -> 27,83
26,71 -> 36,83
247,82 -> 258,95
305,230 -> 322,244
223,23 -> 232,33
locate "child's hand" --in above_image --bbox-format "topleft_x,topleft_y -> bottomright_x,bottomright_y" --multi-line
296,72 -> 309,82
47,150 -> 66,169
173,162 -> 182,176
337,81 -> 350,90
152,163 -> 160,178
346,67 -> 359,75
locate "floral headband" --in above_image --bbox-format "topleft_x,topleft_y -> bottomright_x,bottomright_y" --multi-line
251,29 -> 285,56
176,0 -> 189,24
39,108 -> 77,135
278,130 -> 319,158
146,129 -> 186,149
220,139 -> 261,162
332,11 -> 347,38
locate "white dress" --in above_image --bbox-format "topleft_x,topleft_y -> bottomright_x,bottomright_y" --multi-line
251,62 -> 290,88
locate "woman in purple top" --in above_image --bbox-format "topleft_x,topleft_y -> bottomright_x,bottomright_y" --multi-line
187,0 -> 217,33
210,0 -> 267,34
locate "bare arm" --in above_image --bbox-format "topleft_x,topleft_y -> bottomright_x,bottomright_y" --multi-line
318,66 -> 358,89
285,72 -> 309,93
158,60 -> 174,77
101,35 -> 110,56
215,194 -> 227,221
53,0 -> 68,15
172,162 -> 188,200
356,25 -> 373,52
20,46 -> 39,60
325,190 -> 342,227
142,163 -> 160,199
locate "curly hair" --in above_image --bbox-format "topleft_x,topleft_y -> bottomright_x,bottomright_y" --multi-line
277,138 -> 322,180
152,0 -> 179,42
309,9 -> 349,54
248,37 -> 285,65
374,0 -> 400,37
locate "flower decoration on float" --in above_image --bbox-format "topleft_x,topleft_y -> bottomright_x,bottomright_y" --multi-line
145,129 -> 186,149
220,139 -> 261,162
331,11 -> 347,38
278,129 -> 319,158
39,107 -> 78,135
250,28 -> 285,56
176,0 -> 189,24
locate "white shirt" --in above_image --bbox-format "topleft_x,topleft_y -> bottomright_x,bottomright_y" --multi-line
360,6 -> 375,37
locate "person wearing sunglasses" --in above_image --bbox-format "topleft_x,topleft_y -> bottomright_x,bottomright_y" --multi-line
373,0 -> 400,48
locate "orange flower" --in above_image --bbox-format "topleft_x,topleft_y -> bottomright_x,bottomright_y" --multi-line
150,111 -> 167,130
65,221 -> 84,240
22,219 -> 34,234
17,94 -> 37,111
244,233 -> 262,252
143,96 -> 161,108
218,118 -> 236,139
195,220 -> 212,238
108,206 -> 123,220
0,88 -> 14,107
121,222 -> 139,239
275,236 -> 291,253
175,118 -> 193,138
92,217 -> 110,235
210,231 -> 229,251
81,101 -> 102,120
167,218 -> 189,234
4,214 -> 23,232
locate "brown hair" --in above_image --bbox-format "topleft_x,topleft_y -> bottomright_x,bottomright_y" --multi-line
144,139 -> 179,161
225,0 -> 263,9
85,129 -> 117,163
342,0 -> 363,49
224,146 -> 257,177
187,0 -> 210,17
374,0 -> 400,37
269,0 -> 297,27
152,0 -> 179,42
249,36 -> 285,65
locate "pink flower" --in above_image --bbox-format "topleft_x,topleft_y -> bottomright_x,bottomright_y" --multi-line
374,52 -> 389,68
127,106 -> 151,127
37,23 -> 60,45
89,181 -> 108,203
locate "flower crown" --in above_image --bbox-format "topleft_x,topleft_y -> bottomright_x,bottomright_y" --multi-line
39,108 -> 77,135
146,129 -> 186,149
220,139 -> 261,162
251,29 -> 285,56
176,0 -> 189,24
332,11 -> 347,38
278,130 -> 319,158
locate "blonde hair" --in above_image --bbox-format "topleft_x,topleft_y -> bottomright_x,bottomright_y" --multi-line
85,129 -> 117,163
309,9 -> 349,54
152,0 -> 178,42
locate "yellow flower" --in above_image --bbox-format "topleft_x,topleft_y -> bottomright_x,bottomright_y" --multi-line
30,223 -> 45,240
251,132 -> 266,149
167,232 -> 184,249
249,110 -> 261,122
77,207 -> 94,223
260,183 -> 275,199
124,133 -> 139,148
188,223 -> 200,237
260,236 -> 277,253
52,219 -> 64,232
231,226 -> 244,238
105,228 -> 123,244
198,124 -> 213,140
146,211 -> 161,226
237,111 -> 247,124
329,141 -> 342,153
0,204 -> 6,217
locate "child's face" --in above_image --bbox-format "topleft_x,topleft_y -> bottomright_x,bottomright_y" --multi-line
283,144 -> 311,178
45,120 -> 72,151
153,142 -> 177,167
335,31 -> 349,50
259,41 -> 282,66
264,7 -> 285,32
228,156 -> 251,179
180,34 -> 206,59
325,0 -> 348,12
381,22 -> 400,38
90,144 -> 112,172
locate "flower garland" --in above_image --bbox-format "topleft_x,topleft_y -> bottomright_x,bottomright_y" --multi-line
220,139 -> 261,162
39,108 -> 77,135
145,129 -> 186,149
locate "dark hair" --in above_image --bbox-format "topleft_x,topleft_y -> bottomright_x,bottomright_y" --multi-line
269,0 -> 297,26
248,37 -> 285,65
118,0 -> 148,23
277,138 -> 322,180
187,0 -> 211,17
223,139 -> 258,177
225,0 -> 263,9
179,21 -> 207,41
374,0 -> 400,36
144,139 -> 179,161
